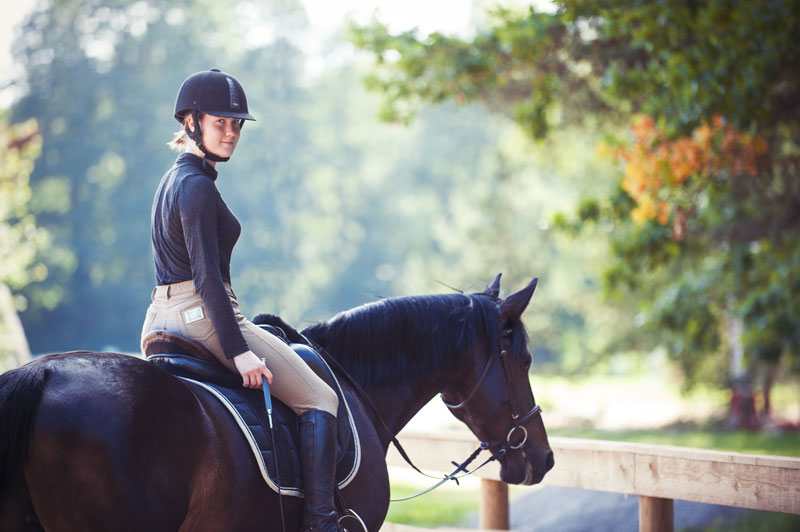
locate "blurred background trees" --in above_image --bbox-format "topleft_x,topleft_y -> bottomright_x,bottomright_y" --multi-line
350,0 -> 800,427
0,116 -> 46,370
1,0 -> 798,428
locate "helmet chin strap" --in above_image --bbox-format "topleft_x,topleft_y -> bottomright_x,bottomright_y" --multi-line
186,109 -> 230,163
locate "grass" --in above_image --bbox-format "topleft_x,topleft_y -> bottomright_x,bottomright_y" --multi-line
549,421 -> 800,457
680,511 -> 800,532
386,481 -> 479,527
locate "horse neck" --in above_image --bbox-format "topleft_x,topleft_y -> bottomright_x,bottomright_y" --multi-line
362,361 -> 456,442
303,293 -> 494,446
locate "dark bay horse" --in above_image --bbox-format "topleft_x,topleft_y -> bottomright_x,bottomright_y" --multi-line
0,275 -> 553,531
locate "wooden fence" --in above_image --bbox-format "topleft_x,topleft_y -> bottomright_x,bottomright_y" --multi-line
384,431 -> 800,532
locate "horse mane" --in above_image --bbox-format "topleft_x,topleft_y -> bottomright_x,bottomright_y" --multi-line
301,293 -> 503,387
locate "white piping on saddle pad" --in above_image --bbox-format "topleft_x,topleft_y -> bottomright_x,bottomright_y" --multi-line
179,374 -> 362,497
314,351 -> 362,487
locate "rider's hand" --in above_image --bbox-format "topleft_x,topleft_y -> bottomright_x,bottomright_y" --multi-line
233,350 -> 273,389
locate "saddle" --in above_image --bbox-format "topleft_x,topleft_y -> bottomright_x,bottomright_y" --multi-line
142,319 -> 361,497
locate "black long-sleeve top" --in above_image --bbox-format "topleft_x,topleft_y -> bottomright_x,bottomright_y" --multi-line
151,152 -> 249,359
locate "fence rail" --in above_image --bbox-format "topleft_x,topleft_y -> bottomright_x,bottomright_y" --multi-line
384,431 -> 800,532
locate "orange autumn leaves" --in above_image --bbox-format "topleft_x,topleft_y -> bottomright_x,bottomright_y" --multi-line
601,115 -> 768,235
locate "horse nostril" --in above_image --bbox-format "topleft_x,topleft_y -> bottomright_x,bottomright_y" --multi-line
545,450 -> 554,472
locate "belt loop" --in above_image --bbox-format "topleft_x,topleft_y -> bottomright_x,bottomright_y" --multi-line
166,284 -> 171,298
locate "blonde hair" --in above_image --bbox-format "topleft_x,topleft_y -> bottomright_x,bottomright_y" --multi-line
167,112 -> 204,152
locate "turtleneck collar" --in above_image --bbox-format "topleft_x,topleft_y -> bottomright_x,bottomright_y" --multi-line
177,152 -> 219,181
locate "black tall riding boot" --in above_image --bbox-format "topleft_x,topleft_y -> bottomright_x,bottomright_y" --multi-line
300,409 -> 343,532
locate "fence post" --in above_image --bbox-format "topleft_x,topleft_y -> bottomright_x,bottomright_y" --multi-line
639,496 -> 673,532
480,478 -> 509,529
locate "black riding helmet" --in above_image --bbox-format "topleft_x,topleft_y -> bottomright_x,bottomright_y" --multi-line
174,68 -> 255,162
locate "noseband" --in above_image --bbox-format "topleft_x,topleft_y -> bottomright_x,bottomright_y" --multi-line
441,327 -> 542,452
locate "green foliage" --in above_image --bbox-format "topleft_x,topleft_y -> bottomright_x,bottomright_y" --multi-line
9,0 -> 624,373
0,117 -> 47,290
350,0 -> 800,392
10,0 -> 609,363
9,0 -> 796,397
348,5 -> 610,138
11,0 -> 320,351
560,0 -> 799,134
0,115 -> 50,367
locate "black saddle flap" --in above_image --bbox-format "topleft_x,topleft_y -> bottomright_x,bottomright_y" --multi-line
199,380 -> 303,491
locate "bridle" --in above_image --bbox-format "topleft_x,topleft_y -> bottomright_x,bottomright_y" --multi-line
389,323 -> 543,501
441,326 -> 542,452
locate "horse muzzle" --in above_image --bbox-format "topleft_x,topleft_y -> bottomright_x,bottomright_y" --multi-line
499,440 -> 554,485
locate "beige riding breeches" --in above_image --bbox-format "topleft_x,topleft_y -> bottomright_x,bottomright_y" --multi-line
140,280 -> 338,416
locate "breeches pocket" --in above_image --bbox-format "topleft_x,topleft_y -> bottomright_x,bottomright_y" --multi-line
172,299 -> 216,343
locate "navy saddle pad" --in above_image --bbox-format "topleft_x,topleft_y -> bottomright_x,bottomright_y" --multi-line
147,342 -> 360,497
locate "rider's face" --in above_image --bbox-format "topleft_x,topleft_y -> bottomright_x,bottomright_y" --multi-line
198,114 -> 241,159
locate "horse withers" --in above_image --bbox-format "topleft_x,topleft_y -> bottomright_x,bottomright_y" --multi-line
0,274 -> 552,531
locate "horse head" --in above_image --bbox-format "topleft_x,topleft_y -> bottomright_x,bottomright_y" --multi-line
442,275 -> 554,485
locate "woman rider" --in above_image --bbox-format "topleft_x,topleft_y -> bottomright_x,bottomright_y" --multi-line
141,68 -> 343,532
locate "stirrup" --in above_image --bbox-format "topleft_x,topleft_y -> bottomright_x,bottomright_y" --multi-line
338,508 -> 367,532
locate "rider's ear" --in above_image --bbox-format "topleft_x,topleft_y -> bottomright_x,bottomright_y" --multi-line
500,277 -> 538,321
484,273 -> 502,298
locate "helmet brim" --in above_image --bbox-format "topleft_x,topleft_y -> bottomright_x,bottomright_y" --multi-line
200,109 -> 256,121
174,109 -> 256,122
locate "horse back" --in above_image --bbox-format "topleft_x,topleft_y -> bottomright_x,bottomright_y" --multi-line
6,352 -> 261,531
0,351 -> 390,531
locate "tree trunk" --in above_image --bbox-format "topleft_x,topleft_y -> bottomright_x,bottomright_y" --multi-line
726,303 -> 760,430
728,381 -> 760,431
761,364 -> 777,427
0,283 -> 32,368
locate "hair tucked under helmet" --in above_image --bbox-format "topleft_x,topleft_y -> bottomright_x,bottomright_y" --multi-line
173,68 -> 256,162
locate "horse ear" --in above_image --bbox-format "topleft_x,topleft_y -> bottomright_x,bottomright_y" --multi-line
500,277 -> 538,320
484,273 -> 502,298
